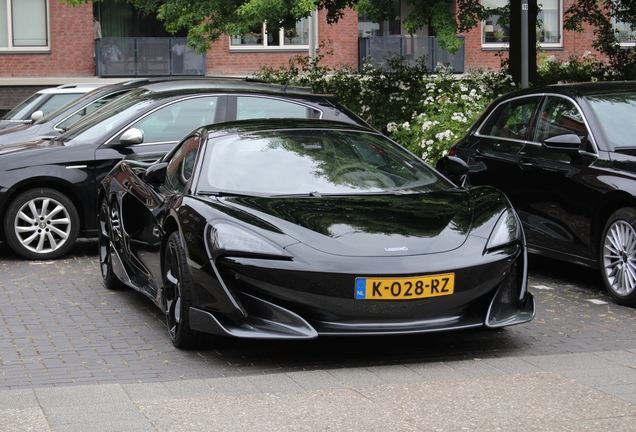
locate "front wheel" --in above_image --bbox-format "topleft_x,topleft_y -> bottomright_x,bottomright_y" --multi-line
4,188 -> 80,260
98,198 -> 126,290
601,207 -> 636,307
163,231 -> 214,348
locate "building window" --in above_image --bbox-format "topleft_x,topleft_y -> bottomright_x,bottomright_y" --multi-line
0,0 -> 49,51
230,17 -> 312,49
482,0 -> 562,48
615,20 -> 636,45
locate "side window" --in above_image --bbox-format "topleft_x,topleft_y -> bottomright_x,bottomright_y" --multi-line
133,97 -> 218,143
480,96 -> 541,140
236,97 -> 319,120
166,135 -> 202,192
534,96 -> 589,143
38,94 -> 81,117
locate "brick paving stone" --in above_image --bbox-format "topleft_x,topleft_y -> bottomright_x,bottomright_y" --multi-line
2,243 -> 636,390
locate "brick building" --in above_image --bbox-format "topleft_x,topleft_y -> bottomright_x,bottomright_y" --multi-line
0,0 -> 630,112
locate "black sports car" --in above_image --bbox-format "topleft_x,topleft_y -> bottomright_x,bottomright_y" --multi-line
447,81 -> 636,307
0,79 -> 365,260
98,119 -> 535,348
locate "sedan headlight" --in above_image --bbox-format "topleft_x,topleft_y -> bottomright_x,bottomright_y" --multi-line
486,209 -> 522,251
209,223 -> 289,257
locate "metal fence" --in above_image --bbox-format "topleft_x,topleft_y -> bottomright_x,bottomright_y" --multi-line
95,38 -> 206,77
358,36 -> 464,73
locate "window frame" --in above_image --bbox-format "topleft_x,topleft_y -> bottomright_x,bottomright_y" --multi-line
480,0 -> 564,49
229,17 -> 316,51
0,0 -> 50,52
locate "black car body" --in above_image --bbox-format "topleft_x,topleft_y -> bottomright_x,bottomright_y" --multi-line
448,81 -> 636,306
98,119 -> 534,348
0,79 -> 367,260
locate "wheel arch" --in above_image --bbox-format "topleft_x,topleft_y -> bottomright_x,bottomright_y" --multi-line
0,178 -> 90,240
593,191 -> 636,259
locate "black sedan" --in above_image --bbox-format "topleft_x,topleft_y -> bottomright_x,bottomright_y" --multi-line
0,79 -> 366,260
98,119 -> 535,348
448,81 -> 636,306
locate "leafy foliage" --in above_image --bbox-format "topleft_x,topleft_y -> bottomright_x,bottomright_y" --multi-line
62,0 -> 493,53
564,0 -> 636,80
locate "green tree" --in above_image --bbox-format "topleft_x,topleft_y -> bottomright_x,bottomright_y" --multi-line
63,0 -> 491,53
564,0 -> 636,79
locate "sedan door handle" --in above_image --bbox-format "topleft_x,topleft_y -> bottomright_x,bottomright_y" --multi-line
518,159 -> 534,169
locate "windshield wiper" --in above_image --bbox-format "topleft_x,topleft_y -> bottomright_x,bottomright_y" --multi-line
198,190 -> 267,198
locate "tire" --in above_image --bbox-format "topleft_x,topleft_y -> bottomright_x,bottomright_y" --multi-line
4,188 -> 80,260
163,231 -> 214,348
98,198 -> 126,290
601,207 -> 636,307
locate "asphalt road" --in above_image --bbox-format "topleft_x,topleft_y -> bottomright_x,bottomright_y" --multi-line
2,240 -> 635,390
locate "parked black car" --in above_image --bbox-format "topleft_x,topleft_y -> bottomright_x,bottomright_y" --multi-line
0,79 -> 368,260
98,119 -> 534,348
447,81 -> 636,306
0,77 -> 255,145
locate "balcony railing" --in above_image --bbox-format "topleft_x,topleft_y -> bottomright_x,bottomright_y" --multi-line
358,36 -> 464,73
95,38 -> 206,77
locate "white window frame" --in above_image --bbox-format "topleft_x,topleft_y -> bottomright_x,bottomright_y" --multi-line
0,0 -> 50,52
614,19 -> 636,47
229,16 -> 317,51
480,0 -> 563,49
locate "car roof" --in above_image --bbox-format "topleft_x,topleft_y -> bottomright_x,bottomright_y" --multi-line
503,81 -> 636,100
203,119 -> 378,137
138,78 -> 314,95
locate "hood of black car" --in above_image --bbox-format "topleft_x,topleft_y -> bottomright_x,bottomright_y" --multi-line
219,192 -> 476,257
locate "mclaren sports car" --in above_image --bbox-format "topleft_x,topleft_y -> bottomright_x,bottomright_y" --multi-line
98,119 -> 535,348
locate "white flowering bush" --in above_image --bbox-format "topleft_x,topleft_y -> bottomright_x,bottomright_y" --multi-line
255,54 -> 517,164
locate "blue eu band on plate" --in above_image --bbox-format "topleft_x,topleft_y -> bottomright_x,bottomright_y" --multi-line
355,274 -> 455,300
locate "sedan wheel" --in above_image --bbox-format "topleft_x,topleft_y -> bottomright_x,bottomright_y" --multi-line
4,188 -> 79,260
601,208 -> 636,307
163,231 -> 213,348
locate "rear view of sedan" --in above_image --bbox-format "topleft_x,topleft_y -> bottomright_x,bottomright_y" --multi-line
99,119 -> 534,348
448,81 -> 636,307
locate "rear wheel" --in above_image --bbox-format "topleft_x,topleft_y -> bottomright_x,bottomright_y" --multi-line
601,207 -> 636,307
163,231 -> 214,348
4,188 -> 79,260
98,198 -> 126,290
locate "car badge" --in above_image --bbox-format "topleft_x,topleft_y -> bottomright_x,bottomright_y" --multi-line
384,247 -> 408,252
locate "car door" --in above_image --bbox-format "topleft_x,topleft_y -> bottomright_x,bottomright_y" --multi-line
514,94 -> 600,260
465,95 -> 542,202
126,133 -> 204,293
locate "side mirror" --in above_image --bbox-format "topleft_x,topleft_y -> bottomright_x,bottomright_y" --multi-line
143,161 -> 168,185
436,156 -> 469,188
30,110 -> 43,122
119,128 -> 144,145
543,134 -> 582,151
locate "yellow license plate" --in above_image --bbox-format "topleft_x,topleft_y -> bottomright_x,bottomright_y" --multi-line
355,274 -> 455,300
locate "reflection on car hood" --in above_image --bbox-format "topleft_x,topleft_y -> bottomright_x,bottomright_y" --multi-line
219,192 -> 475,257
0,124 -> 44,146
0,138 -> 59,157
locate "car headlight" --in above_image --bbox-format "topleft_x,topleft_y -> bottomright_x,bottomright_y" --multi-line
209,223 -> 288,257
486,209 -> 522,250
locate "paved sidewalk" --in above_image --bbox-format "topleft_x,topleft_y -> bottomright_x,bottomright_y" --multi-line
2,350 -> 636,431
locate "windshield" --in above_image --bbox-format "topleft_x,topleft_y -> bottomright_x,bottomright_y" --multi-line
199,129 -> 450,196
2,93 -> 45,120
587,94 -> 636,148
59,89 -> 152,145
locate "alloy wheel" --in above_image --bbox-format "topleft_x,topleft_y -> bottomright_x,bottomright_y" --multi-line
13,196 -> 72,255
603,219 -> 636,296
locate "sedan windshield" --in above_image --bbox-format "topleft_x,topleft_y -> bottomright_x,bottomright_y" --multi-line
199,129 -> 451,195
58,89 -> 152,145
587,94 -> 636,149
